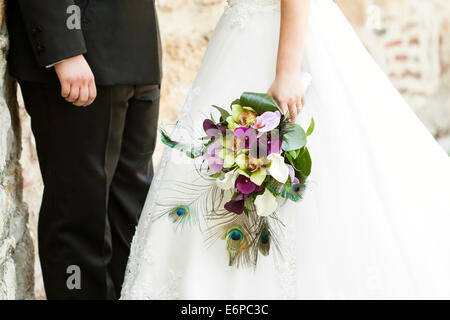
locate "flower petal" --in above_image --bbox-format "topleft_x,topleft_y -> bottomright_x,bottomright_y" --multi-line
203,119 -> 219,137
208,158 -> 223,174
234,127 -> 256,149
250,168 -> 267,186
222,150 -> 235,168
226,116 -> 238,130
254,189 -> 277,217
235,175 -> 258,194
206,140 -> 222,156
253,111 -> 281,133
224,196 -> 246,214
267,153 -> 289,183
232,104 -> 244,122
235,153 -> 247,170
216,170 -> 238,190
238,169 -> 250,178
204,140 -> 224,174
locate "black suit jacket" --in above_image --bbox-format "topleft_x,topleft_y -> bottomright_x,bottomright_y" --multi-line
7,0 -> 162,85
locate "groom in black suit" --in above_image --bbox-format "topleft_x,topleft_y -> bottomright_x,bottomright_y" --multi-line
7,0 -> 162,299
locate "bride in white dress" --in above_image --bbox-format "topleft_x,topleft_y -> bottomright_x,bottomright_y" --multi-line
121,0 -> 450,299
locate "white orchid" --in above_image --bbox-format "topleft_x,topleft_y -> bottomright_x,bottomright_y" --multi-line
216,170 -> 238,190
267,153 -> 289,183
254,189 -> 277,217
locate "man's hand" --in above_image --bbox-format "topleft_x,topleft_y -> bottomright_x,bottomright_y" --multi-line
54,55 -> 97,107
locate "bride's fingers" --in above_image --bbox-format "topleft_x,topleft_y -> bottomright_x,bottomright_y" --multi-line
280,102 -> 289,116
296,96 -> 303,113
296,102 -> 302,115
288,103 -> 297,123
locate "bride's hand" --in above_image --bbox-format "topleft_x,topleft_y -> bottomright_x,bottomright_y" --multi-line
268,74 -> 306,123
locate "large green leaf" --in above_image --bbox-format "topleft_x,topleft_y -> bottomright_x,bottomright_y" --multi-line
286,147 -> 312,178
211,105 -> 231,122
281,123 -> 307,151
240,92 -> 282,114
296,147 -> 312,177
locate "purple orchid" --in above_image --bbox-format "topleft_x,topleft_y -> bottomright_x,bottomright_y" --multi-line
249,131 -> 282,159
287,164 -> 300,185
252,111 -> 281,132
218,125 -> 227,135
203,140 -> 223,174
235,174 -> 258,194
224,193 -> 247,214
203,119 -> 224,138
234,127 -> 257,150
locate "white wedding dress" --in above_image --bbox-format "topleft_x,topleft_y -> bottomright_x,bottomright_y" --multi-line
121,0 -> 450,299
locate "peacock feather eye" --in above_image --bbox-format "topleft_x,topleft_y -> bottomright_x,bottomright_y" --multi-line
229,229 -> 243,242
169,205 -> 190,223
260,232 -> 269,245
280,183 -> 306,202
258,228 -> 270,256
226,226 -> 248,266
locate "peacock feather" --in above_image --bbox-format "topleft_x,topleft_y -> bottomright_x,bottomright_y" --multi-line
169,205 -> 190,223
204,196 -> 280,267
268,177 -> 306,202
267,178 -> 284,197
224,226 -> 248,266
257,227 -> 271,256
281,183 -> 306,202
250,219 -> 282,265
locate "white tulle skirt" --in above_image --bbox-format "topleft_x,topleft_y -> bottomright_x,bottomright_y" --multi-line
121,0 -> 450,299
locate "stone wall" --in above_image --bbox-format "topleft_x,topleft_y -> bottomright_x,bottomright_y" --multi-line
353,0 -> 450,142
0,0 -> 34,300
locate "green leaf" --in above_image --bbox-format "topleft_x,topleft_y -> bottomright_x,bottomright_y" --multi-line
297,147 -> 312,177
281,123 -> 307,151
286,147 -> 312,178
240,92 -> 282,114
244,194 -> 256,210
212,105 -> 231,122
160,129 -> 205,159
211,172 -> 222,179
230,99 -> 241,108
306,118 -> 315,136
288,148 -> 303,159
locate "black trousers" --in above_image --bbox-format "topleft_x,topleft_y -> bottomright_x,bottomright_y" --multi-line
19,81 -> 160,300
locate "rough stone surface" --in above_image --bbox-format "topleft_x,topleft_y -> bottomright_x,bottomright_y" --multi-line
0,0 -> 34,300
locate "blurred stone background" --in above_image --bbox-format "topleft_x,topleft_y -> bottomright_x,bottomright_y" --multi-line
2,0 -> 449,299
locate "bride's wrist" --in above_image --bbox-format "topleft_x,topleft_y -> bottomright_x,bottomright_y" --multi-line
275,71 -> 300,82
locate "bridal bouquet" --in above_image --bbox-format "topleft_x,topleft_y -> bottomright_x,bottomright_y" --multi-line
161,92 -> 314,267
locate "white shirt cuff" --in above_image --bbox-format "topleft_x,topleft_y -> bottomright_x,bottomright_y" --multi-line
46,60 -> 65,68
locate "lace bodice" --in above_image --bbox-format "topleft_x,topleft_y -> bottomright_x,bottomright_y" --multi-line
224,0 -> 281,29
227,0 -> 279,7
227,0 -> 330,6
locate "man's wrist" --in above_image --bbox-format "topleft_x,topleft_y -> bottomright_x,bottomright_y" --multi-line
46,59 -> 66,68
